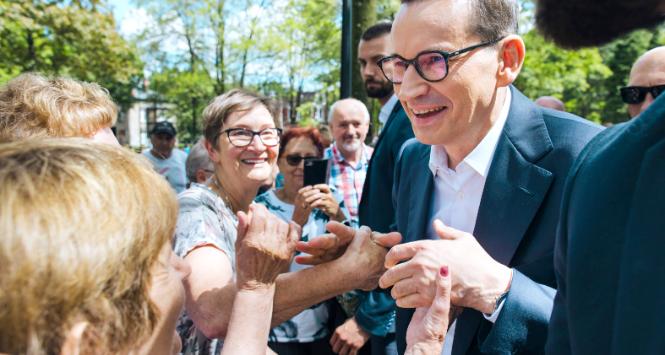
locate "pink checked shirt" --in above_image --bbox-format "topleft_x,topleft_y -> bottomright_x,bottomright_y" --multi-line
323,143 -> 373,227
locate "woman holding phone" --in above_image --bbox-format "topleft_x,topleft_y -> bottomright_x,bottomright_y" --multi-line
255,127 -> 348,354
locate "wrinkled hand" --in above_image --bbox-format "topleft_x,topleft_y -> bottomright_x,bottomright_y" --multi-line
292,186 -> 316,226
332,224 -> 402,291
405,266 -> 452,355
308,184 -> 345,222
235,204 -> 301,289
379,220 -> 511,313
330,317 -> 369,355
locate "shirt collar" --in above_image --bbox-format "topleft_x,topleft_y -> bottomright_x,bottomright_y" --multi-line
429,89 -> 512,178
379,95 -> 399,126
332,142 -> 370,167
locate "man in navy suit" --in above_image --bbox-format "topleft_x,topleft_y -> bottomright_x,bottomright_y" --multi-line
533,1 -> 665,354
330,21 -> 415,355
375,1 -> 601,354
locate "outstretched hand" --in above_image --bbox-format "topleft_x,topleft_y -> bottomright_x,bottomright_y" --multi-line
405,265 -> 452,355
295,221 -> 401,266
235,204 -> 301,289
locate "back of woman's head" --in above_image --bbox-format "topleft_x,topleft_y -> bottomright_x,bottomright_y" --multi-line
0,73 -> 118,142
0,139 -> 176,354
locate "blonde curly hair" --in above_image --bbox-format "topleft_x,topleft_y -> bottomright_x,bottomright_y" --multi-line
0,139 -> 176,354
0,73 -> 118,142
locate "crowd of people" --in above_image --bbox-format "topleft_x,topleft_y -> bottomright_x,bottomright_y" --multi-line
0,0 -> 664,354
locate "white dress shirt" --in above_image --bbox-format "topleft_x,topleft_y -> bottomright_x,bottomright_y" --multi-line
425,89 -> 512,355
378,94 -> 399,130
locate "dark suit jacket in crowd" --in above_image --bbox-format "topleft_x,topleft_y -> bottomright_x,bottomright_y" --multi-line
393,87 -> 602,354
355,100 -> 415,337
546,93 -> 665,354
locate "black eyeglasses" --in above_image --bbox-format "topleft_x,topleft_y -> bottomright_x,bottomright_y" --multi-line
220,127 -> 282,147
377,37 -> 504,84
620,85 -> 665,104
284,154 -> 317,167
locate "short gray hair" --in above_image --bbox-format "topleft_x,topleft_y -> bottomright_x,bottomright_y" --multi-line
202,89 -> 277,148
186,138 -> 213,182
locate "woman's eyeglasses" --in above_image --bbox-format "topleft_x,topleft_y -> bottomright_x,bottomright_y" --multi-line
284,155 -> 317,166
221,127 -> 282,147
620,85 -> 665,104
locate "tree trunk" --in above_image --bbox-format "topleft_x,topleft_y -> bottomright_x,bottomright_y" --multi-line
351,0 -> 376,103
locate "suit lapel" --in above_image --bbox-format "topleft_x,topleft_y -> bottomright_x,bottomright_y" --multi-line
373,100 -> 403,151
452,87 -> 555,355
406,145 -> 433,242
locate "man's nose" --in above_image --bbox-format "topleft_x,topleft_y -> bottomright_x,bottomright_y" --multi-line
397,65 -> 428,102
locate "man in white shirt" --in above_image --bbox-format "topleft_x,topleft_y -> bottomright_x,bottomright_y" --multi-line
376,1 -> 602,354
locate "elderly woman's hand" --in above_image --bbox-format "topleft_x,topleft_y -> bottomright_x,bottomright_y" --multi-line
292,186 -> 316,226
308,184 -> 346,222
405,266 -> 452,355
235,204 -> 301,289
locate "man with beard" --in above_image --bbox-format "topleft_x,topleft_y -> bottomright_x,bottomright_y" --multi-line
324,98 -> 372,229
330,21 -> 416,355
533,1 -> 665,354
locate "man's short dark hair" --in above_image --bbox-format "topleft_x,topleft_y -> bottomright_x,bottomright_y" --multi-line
361,21 -> 393,41
535,0 -> 665,49
400,0 -> 519,42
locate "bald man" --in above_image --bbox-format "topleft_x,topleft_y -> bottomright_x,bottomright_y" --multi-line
324,98 -> 373,227
535,96 -> 566,111
621,46 -> 665,118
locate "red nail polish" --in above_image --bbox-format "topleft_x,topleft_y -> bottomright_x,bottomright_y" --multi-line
440,266 -> 449,277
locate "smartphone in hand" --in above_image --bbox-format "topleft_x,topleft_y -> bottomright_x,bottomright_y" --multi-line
303,158 -> 330,186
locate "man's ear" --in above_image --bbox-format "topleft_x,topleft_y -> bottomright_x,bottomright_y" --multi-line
60,322 -> 89,355
496,35 -> 525,87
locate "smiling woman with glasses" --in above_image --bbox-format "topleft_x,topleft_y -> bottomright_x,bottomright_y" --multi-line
173,90 -> 392,355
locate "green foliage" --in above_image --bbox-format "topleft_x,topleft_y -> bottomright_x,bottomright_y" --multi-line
0,0 -> 143,108
149,68 -> 215,143
516,30 -> 612,122
516,28 -> 665,123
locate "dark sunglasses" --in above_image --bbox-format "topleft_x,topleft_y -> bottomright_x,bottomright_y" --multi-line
620,85 -> 665,104
284,155 -> 317,166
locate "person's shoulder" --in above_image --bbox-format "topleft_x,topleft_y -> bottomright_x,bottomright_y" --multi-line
173,148 -> 188,160
539,108 -> 604,148
399,138 -> 429,160
178,183 -> 220,210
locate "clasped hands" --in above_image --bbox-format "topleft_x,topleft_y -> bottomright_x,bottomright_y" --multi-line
297,219 -> 512,354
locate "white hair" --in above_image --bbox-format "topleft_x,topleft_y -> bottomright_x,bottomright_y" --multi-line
328,98 -> 370,124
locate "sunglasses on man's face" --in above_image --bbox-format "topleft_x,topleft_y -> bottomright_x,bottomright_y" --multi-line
619,84 -> 665,104
284,155 -> 317,167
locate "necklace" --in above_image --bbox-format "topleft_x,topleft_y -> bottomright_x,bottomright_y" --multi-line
212,176 -> 238,213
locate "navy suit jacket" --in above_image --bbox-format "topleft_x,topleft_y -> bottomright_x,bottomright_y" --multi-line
546,93 -> 665,354
355,100 -> 415,336
393,87 -> 602,354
